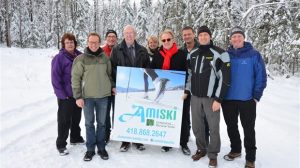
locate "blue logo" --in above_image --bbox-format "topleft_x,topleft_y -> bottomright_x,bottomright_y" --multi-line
119,104 -> 177,123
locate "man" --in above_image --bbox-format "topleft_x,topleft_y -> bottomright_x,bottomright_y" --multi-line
173,26 -> 199,155
101,30 -> 118,143
186,26 -> 230,168
102,29 -> 118,57
110,25 -> 150,152
222,26 -> 267,168
72,33 -> 115,161
181,26 -> 211,146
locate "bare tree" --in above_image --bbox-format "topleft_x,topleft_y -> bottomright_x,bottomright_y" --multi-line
4,0 -> 11,47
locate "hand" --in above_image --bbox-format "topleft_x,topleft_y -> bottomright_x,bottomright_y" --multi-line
182,93 -> 188,100
212,101 -> 221,112
112,88 -> 116,95
76,99 -> 84,108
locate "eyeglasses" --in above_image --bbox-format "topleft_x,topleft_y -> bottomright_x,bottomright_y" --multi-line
161,38 -> 172,43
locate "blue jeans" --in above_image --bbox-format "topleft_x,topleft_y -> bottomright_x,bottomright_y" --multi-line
84,97 -> 108,151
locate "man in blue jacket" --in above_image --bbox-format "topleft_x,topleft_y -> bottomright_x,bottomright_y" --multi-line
222,26 -> 267,168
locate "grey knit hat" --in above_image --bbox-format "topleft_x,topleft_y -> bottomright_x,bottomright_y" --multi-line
230,26 -> 245,38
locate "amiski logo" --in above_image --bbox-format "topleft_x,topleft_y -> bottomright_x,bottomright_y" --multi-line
119,104 -> 177,123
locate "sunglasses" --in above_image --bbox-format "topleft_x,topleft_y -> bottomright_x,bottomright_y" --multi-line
161,38 -> 172,43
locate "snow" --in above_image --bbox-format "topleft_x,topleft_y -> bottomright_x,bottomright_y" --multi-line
0,47 -> 299,168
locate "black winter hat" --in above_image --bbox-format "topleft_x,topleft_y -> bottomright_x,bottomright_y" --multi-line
197,26 -> 212,37
105,29 -> 117,38
230,26 -> 245,38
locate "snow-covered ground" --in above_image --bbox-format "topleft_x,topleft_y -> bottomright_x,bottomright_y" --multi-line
0,47 -> 299,168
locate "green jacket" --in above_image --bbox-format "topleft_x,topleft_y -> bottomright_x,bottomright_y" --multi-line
72,47 -> 115,99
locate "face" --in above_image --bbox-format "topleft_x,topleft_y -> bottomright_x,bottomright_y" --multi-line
230,33 -> 245,49
161,33 -> 174,50
88,35 -> 100,52
198,32 -> 211,45
148,39 -> 158,50
105,33 -> 117,47
182,29 -> 195,44
123,27 -> 136,45
64,39 -> 75,53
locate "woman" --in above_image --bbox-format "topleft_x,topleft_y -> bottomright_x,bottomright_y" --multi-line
143,36 -> 160,99
51,33 -> 85,156
151,29 -> 190,153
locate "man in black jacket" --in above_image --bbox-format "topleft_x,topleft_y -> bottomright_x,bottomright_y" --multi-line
110,25 -> 150,152
186,26 -> 230,168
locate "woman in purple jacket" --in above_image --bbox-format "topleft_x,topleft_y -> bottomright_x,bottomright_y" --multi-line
51,33 -> 85,156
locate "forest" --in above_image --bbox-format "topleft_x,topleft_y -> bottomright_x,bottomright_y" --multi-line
0,0 -> 299,75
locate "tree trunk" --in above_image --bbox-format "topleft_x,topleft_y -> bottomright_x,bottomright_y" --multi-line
4,0 -> 11,47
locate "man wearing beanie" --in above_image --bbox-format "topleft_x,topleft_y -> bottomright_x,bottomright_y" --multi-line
101,29 -> 118,143
102,30 -> 118,57
186,25 -> 230,168
222,26 -> 267,168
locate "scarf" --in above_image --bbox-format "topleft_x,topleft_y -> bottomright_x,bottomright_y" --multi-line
159,43 -> 178,70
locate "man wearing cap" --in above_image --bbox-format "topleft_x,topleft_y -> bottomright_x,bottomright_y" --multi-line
186,25 -> 230,168
110,25 -> 150,152
102,30 -> 118,143
222,26 -> 267,168
102,30 -> 118,57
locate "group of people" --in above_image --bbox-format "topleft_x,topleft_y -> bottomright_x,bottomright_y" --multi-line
51,24 -> 267,168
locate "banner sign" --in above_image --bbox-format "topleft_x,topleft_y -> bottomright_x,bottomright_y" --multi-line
111,66 -> 186,148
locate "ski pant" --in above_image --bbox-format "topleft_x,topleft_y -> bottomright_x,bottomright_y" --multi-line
180,94 -> 191,146
144,68 -> 159,93
56,97 -> 82,149
191,96 -> 220,159
222,99 -> 257,162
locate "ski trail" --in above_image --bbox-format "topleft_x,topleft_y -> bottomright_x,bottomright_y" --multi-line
0,96 -> 57,152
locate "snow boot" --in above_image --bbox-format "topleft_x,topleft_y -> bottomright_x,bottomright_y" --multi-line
58,148 -> 69,156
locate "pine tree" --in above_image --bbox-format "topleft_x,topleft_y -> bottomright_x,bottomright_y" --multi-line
133,0 -> 150,45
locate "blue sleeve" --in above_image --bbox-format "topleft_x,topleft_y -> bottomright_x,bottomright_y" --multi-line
253,52 -> 267,101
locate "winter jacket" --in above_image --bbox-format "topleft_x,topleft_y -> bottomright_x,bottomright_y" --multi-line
110,39 -> 150,82
71,47 -> 115,99
180,39 -> 200,60
151,46 -> 187,71
51,48 -> 82,99
225,42 -> 267,101
186,41 -> 231,103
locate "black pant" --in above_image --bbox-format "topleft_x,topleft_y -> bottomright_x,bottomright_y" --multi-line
222,100 -> 257,162
105,95 -> 115,139
56,98 -> 82,149
180,95 -> 191,146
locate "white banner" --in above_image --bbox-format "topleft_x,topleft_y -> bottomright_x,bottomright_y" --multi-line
111,66 -> 186,148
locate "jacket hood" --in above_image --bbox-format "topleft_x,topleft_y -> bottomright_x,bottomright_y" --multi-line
198,40 -> 214,50
182,39 -> 200,51
84,47 -> 104,57
59,48 -> 81,60
228,42 -> 253,57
